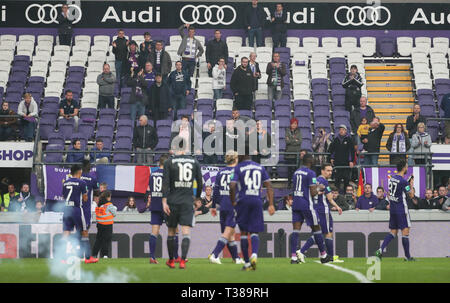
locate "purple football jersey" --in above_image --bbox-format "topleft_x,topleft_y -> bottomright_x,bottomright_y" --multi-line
292,167 -> 317,211
62,178 -> 87,208
212,166 -> 234,211
231,160 -> 269,204
314,175 -> 331,214
387,174 -> 411,214
149,168 -> 164,211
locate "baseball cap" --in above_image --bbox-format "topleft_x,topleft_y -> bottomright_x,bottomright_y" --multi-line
339,124 -> 347,130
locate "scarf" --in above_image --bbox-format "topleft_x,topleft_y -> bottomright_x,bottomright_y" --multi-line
271,62 -> 282,88
19,191 -> 31,211
129,51 -> 139,69
392,133 -> 406,153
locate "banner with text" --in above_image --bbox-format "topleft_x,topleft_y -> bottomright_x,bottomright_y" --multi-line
0,142 -> 34,168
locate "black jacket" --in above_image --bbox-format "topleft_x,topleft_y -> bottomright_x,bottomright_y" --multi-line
9,194 -> 36,212
147,50 -> 172,78
230,66 -> 255,96
418,197 -> 442,209
406,114 -> 427,138
248,61 -> 261,91
206,39 -> 229,66
270,9 -> 288,33
133,124 -> 158,149
266,62 -> 287,88
365,123 -> 385,153
57,13 -> 73,35
342,72 -> 363,95
244,5 -> 266,29
150,82 -> 173,113
329,134 -> 355,165
126,74 -> 147,105
112,37 -> 129,61
350,106 -> 375,134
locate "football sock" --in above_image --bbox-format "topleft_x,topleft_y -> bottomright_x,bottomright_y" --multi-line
300,236 -> 315,254
227,241 -> 239,260
149,234 -> 157,259
402,235 -> 411,259
174,235 -> 179,259
81,237 -> 91,259
290,230 -> 300,256
181,235 -> 190,260
250,234 -> 259,256
212,237 -> 228,258
313,231 -> 327,256
325,237 -> 334,257
167,236 -> 176,260
240,235 -> 249,263
380,233 -> 395,252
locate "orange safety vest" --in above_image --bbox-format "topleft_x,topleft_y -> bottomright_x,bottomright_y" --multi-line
95,202 -> 114,225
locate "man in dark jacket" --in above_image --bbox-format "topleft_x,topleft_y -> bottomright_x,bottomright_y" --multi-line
350,96 -> 375,134
406,104 -> 427,139
270,3 -> 288,48
133,115 -> 158,164
230,57 -> 255,111
342,65 -> 363,112
126,68 -> 147,121
9,183 -> 36,212
419,189 -> 442,209
0,101 -> 18,141
140,32 -> 154,60
375,186 -> 390,210
168,61 -> 192,119
329,125 -> 355,192
149,73 -> 173,122
57,4 -> 73,46
112,29 -> 129,86
244,0 -> 266,47
148,41 -> 172,80
206,30 -> 229,78
266,52 -> 286,102
364,117 -> 385,165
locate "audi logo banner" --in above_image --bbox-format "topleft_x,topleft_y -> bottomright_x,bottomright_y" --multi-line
1,1 -> 450,30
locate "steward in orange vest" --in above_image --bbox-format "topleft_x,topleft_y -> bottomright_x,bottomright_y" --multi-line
92,190 -> 117,258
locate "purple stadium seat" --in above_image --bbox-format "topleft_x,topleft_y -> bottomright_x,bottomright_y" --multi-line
314,117 -> 331,131
314,107 -> 330,118
378,37 -> 396,57
215,110 -> 231,120
311,78 -> 328,92
300,128 -> 312,141
435,79 -> 450,96
426,120 -> 439,142
44,144 -> 64,163
420,105 -> 436,118
99,108 -> 116,119
58,118 -> 75,140
113,153 -> 131,163
80,108 -> 97,120
28,76 -> 45,85
47,132 -> 65,146
78,121 -> 95,139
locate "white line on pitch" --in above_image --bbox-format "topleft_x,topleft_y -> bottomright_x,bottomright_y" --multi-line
314,261 -> 373,283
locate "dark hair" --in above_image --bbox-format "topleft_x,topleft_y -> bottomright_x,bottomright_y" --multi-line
99,190 -> 112,205
188,26 -> 195,31
396,159 -> 407,172
72,139 -> 80,146
126,196 -> 136,208
93,189 -> 100,198
241,56 -> 248,62
321,163 -> 332,171
2,101 -> 8,105
364,183 -> 372,188
181,115 -> 189,121
70,164 -> 82,176
232,107 -> 239,112
159,154 -> 168,166
95,138 -> 103,143
65,90 -> 72,94
330,185 -> 338,192
81,159 -> 90,172
215,29 -> 221,33
144,32 -> 151,36
155,40 -> 163,45
377,186 -> 385,192
303,153 -> 314,166
155,73 -> 162,78
118,29 -> 124,33
350,64 -> 358,69
175,60 -> 182,65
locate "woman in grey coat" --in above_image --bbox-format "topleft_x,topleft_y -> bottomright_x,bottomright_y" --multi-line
411,122 -> 432,165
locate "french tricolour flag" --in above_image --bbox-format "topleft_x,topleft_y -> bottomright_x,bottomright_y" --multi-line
96,166 -> 151,193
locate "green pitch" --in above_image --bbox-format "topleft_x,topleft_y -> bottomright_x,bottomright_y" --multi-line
0,258 -> 449,283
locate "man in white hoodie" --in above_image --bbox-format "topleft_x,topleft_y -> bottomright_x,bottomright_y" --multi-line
17,93 -> 38,141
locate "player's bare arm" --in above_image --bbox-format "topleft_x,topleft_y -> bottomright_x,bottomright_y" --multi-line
264,180 -> 275,216
229,182 -> 237,207
326,192 -> 342,215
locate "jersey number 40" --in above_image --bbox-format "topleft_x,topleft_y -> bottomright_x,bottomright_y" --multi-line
244,170 -> 261,191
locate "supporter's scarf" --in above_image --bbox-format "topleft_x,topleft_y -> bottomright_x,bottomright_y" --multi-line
392,133 -> 406,153
19,191 -> 31,212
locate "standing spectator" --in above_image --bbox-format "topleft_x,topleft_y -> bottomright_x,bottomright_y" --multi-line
356,184 -> 378,211
223,119 -> 245,154
122,196 -> 138,213
96,63 -> 116,109
266,52 -> 286,102
57,4 -> 73,46
202,121 -> 219,164
312,127 -> 332,166
125,41 -> 141,76
177,24 -> 204,77
142,62 -> 156,112
230,57 -> 255,111
9,183 -> 36,212
168,61 -> 191,118
212,58 -> 226,101
350,96 -> 375,134
342,65 -> 363,112
434,185 -> 448,209
140,32 -> 154,61
58,90 -> 80,132
244,0 -> 266,47
364,117 -> 385,165
411,122 -> 432,165
148,41 -> 172,80
375,186 -> 390,210
206,30 -> 229,78
440,93 -> 450,144
149,73 -> 173,122
343,185 -> 357,209
0,101 -> 18,141
386,123 -> 411,165
249,120 -> 271,163
1,183 -> 19,212
112,29 -> 129,86
17,93 -> 38,141
248,52 -> 261,94
170,115 -> 193,154
92,191 -> 117,258
66,139 -> 85,163
329,125 -> 355,192
419,189 -> 441,209
285,118 -> 302,185
126,67 -> 147,121
89,138 -> 111,164
330,186 -> 351,211
133,115 -> 158,164
270,3 -> 288,48
406,104 -> 427,139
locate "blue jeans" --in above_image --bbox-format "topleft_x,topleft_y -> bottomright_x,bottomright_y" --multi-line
115,60 -> 123,87
213,89 -> 223,101
407,147 -> 414,166
0,126 -> 12,141
21,119 -> 36,141
182,58 -> 196,78
98,95 -> 115,109
130,102 -> 145,121
364,154 -> 379,166
173,94 -> 187,120
248,27 -> 263,47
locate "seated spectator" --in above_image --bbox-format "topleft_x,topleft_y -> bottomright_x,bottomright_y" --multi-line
212,57 -> 226,101
124,40 -> 141,76
312,127 -> 331,166
442,195 -> 450,211
206,30 -> 228,78
356,184 -> 378,211
18,93 -> 38,141
201,186 -> 213,208
357,117 -> 370,152
440,92 -> 450,144
270,3 -> 288,48
232,108 -> 251,124
343,65 -> 363,112
248,52 -> 261,94
375,186 -> 390,210
244,0 -> 265,47
97,63 -> 116,109
266,52 -> 287,102
350,96 -> 375,134
59,90 -> 80,132
66,139 -> 85,163
285,118 -> 302,186
419,189 -> 441,209
202,121 -> 219,164
434,185 -> 449,209
0,101 -> 18,141
364,117 -> 385,165
126,67 -> 147,121
9,183 -> 36,212
433,189 -> 439,198
133,115 -> 158,164
149,73 -> 173,122
277,195 -> 292,211
122,196 -> 138,213
194,197 -> 209,216
230,57 -> 255,111
168,61 -> 191,118
90,138 -> 111,163
386,123 -> 410,165
411,122 -> 432,165
177,24 -> 204,77
148,40 -> 172,80
140,32 -> 154,61
330,185 -> 352,211
249,120 -> 271,163
1,183 -> 19,212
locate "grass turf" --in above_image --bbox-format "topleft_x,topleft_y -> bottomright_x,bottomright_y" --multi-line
0,258 -> 449,283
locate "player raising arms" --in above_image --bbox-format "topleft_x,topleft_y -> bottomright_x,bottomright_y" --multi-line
162,147 -> 202,269
296,163 -> 343,264
375,159 -> 416,261
147,154 -> 168,264
290,154 -> 333,264
208,151 -> 244,265
229,151 -> 275,271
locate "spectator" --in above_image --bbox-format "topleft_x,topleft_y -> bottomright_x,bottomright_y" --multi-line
230,57 -> 255,111
58,90 -> 80,132
112,29 -> 129,85
270,3 -> 288,48
202,121 -> 219,164
329,125 -> 355,192
440,93 -> 450,144
232,108 -> 251,124
433,189 -> 439,198
9,183 -> 36,212
442,196 -> 450,211
57,4 -> 73,46
407,188 -> 422,210
312,127 -> 332,166
249,120 -> 271,163
125,40 -> 141,76
0,101 -> 18,141
342,64 -> 363,112
133,115 -> 158,164
285,118 -> 302,185
66,139 -> 85,163
375,186 -> 390,210
177,24 -> 204,77
170,115 -> 193,154
17,93 -> 38,141
1,183 -> 19,212
148,41 -> 172,80
434,185 -> 448,209
90,138 -> 111,163
122,196 -> 139,213
202,186 -> 213,208
212,57 -> 227,101
126,67 -> 147,121
142,61 -> 156,111
364,117 -> 385,165
411,122 -> 432,165
356,184 -> 378,211
139,32 -> 154,60
266,52 -> 286,102
342,185 -> 357,209
244,0 -> 266,47
149,73 -> 173,122
406,104 -> 427,139
223,119 -> 244,154
248,52 -> 261,94
206,30 -> 228,78
194,198 -> 209,216
357,117 -> 370,152
419,189 -> 441,209
99,183 -> 108,193
168,61 -> 191,118
386,123 -> 411,165
330,185 -> 352,211
97,63 -> 116,109
277,195 -> 292,211
350,96 -> 375,134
